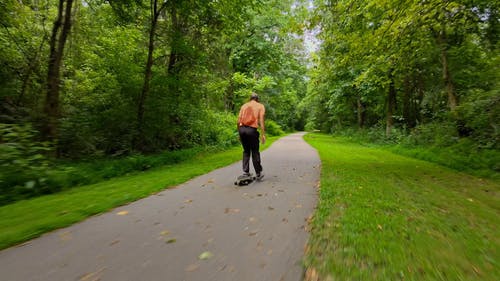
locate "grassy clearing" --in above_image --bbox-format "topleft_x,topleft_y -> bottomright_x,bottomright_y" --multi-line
303,133 -> 499,281
0,137 -> 278,250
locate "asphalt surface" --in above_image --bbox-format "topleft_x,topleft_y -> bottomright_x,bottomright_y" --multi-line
0,132 -> 320,281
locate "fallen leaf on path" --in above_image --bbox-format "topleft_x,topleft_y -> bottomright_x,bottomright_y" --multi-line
184,199 -> 193,203
185,264 -> 199,272
198,251 -> 213,260
267,249 -> 273,255
79,267 -> 106,281
249,231 -> 258,236
295,204 -> 303,208
160,230 -> 170,236
207,178 -> 215,183
166,238 -> 176,244
116,211 -> 129,215
268,206 -> 274,211
224,208 -> 240,214
109,240 -> 120,246
59,231 -> 72,242
249,217 -> 257,222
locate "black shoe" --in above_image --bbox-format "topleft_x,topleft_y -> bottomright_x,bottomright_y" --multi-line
256,173 -> 264,180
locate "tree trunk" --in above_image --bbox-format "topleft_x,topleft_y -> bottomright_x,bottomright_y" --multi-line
136,0 -> 159,150
44,0 -> 74,147
166,3 -> 184,130
167,2 -> 181,96
436,29 -> 458,110
386,71 -> 396,137
135,0 -> 168,151
415,71 -> 425,124
357,96 -> 365,128
402,75 -> 416,129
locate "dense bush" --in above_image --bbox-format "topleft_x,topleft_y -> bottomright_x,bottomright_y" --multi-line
0,143 -> 212,206
184,110 -> 239,148
0,123 -> 53,204
265,119 -> 285,136
457,89 -> 499,149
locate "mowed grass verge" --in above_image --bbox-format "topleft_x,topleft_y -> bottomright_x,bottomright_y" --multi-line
0,137 -> 278,250
303,133 -> 499,281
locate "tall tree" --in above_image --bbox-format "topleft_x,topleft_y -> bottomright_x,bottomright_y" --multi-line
44,0 -> 74,145
135,0 -> 168,150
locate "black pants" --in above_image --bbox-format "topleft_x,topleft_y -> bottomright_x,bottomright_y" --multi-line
238,126 -> 262,175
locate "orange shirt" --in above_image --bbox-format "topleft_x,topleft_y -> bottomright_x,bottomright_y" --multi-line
238,100 -> 265,129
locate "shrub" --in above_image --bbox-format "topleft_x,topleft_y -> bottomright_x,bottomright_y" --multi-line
0,123 -> 53,204
185,110 -> 239,148
265,120 -> 285,136
404,121 -> 459,147
457,89 -> 499,149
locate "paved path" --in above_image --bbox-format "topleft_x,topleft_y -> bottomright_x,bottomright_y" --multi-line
0,132 -> 320,281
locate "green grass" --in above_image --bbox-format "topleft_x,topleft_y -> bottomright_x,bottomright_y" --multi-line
303,133 -> 499,281
388,144 -> 500,181
0,137 -> 278,250
331,128 -> 499,181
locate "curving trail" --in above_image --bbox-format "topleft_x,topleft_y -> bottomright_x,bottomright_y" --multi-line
0,132 -> 320,281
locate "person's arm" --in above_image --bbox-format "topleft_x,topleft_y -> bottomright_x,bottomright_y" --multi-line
237,106 -> 243,130
259,106 -> 266,144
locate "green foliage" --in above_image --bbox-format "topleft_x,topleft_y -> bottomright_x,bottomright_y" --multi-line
183,110 -> 239,148
1,144 -> 220,206
1,0 -> 306,164
457,89 -> 500,149
265,119 -> 285,136
405,121 -> 459,147
0,123 -> 52,204
305,0 -> 499,152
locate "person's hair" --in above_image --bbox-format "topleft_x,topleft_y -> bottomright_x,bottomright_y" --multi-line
250,92 -> 259,101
